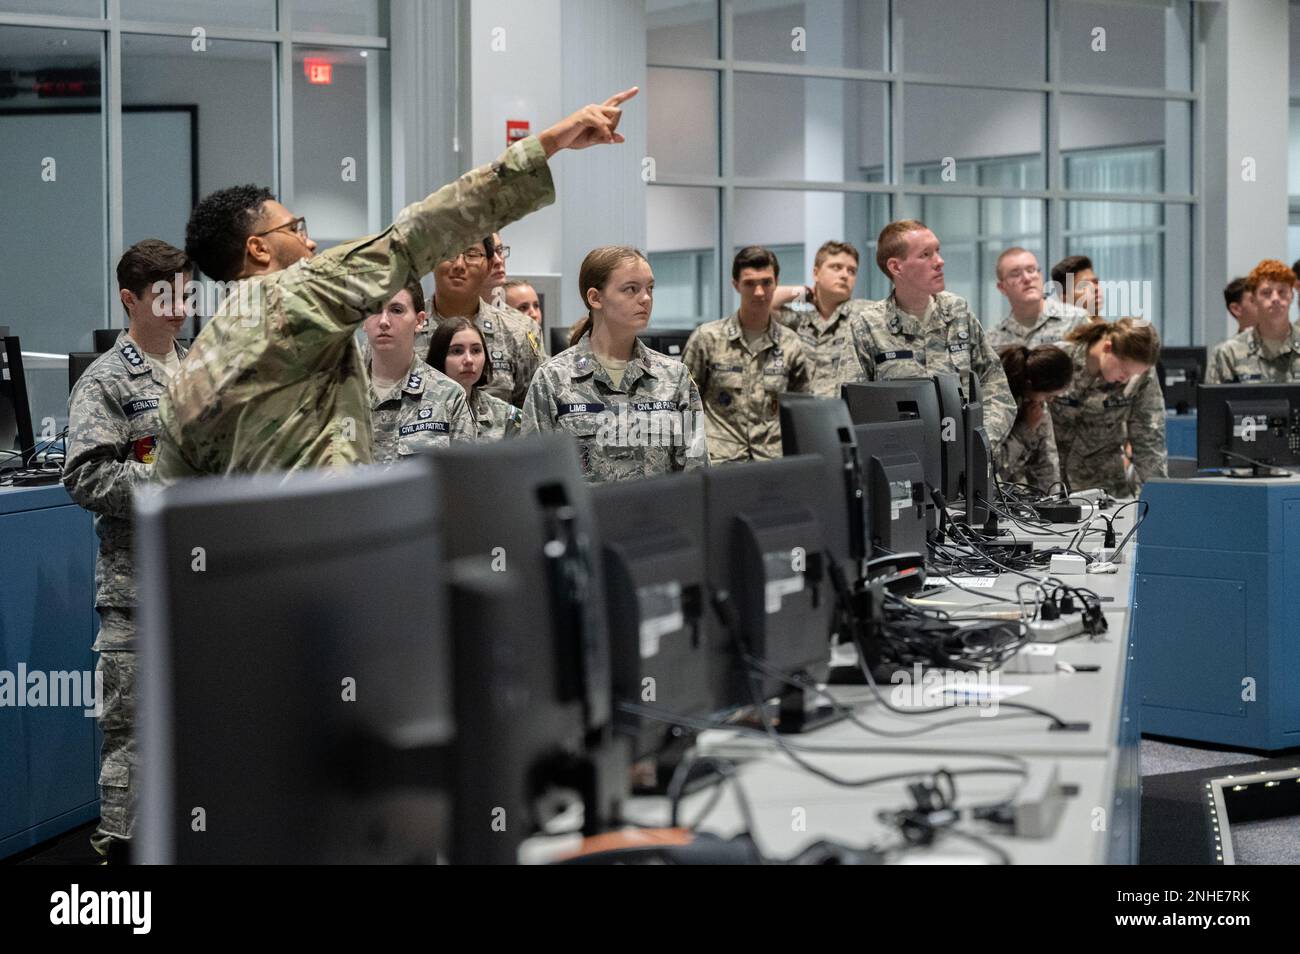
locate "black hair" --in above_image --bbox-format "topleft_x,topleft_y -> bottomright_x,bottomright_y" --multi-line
427,316 -> 492,391
185,184 -> 276,282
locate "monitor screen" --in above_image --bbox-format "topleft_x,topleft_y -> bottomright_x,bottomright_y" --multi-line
842,380 -> 944,499
0,336 -> 36,470
1196,383 -> 1300,474
135,461 -> 452,863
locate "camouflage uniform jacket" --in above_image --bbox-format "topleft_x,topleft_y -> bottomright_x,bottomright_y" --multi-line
773,299 -> 870,398
996,411 -> 1061,494
154,135 -> 553,479
470,388 -> 521,442
418,298 -> 543,408
1050,340 -> 1167,497
522,334 -> 709,483
986,298 -> 1089,351
64,331 -> 187,621
369,355 -> 476,464
682,313 -> 812,464
849,291 -> 1016,448
1206,323 -> 1300,384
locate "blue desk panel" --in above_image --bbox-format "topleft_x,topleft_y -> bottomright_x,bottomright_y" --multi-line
1134,478 -> 1300,750
1164,412 -> 1196,460
0,485 -> 99,858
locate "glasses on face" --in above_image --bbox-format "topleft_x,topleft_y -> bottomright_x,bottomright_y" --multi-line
491,245 -> 511,261
453,248 -> 488,265
253,216 -> 309,242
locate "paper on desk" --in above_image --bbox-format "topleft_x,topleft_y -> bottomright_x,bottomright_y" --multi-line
942,576 -> 998,589
938,683 -> 1031,702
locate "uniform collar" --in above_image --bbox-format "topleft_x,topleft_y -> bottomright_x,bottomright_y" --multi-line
115,329 -> 184,378
1252,323 -> 1300,360
725,312 -> 775,350
883,294 -> 938,337
399,354 -> 428,396
567,333 -> 657,392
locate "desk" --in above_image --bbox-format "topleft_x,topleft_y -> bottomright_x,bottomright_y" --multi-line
622,504 -> 1141,864
0,485 -> 99,859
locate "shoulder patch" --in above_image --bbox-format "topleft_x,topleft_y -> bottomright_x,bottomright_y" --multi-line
119,341 -> 145,368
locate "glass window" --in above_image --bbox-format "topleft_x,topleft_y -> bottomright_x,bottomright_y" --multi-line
736,188 -> 889,301
0,26 -> 105,429
122,34 -> 276,207
647,186 -> 719,325
733,74 -> 887,181
732,0 -> 887,70
903,86 -> 1044,189
647,67 -> 719,177
120,0 -> 276,30
293,46 -> 388,248
1060,0 -> 1191,91
291,0 -> 382,36
899,0 -> 1045,83
0,0 -> 101,15
1065,200 -> 1165,327
1061,95 -> 1191,194
648,0 -> 718,61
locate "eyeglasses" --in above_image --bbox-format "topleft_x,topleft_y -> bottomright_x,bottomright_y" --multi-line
453,248 -> 488,265
253,216 -> 309,241
492,245 -> 511,261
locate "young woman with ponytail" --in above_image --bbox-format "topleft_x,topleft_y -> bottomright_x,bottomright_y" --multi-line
996,344 -> 1074,493
521,245 -> 708,482
1049,318 -> 1167,496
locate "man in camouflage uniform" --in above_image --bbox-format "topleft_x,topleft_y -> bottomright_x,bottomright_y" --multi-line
155,89 -> 636,478
1208,260 -> 1300,384
522,334 -> 708,482
413,236 -> 543,408
987,247 -> 1088,350
364,283 -> 476,464
684,247 -> 812,464
1051,337 -> 1167,497
771,240 -> 869,398
63,239 -> 191,861
849,220 -> 1016,448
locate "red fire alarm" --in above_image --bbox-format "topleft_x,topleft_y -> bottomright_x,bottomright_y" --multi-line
506,120 -> 530,146
304,58 -> 333,85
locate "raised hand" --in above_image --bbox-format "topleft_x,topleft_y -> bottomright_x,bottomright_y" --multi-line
537,87 -> 639,157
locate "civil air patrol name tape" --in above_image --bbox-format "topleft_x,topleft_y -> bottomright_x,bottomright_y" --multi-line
123,398 -> 160,417
399,421 -> 450,436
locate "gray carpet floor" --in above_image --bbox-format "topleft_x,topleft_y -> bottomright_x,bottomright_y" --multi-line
1142,736 -> 1300,865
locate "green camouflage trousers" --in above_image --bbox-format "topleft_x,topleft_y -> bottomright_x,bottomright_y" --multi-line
91,609 -> 136,858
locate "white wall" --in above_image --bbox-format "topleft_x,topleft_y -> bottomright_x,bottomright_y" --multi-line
468,0 -> 564,277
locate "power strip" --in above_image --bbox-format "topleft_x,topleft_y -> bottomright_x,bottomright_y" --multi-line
1027,616 -> 1087,643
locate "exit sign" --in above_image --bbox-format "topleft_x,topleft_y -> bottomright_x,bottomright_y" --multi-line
304,58 -> 332,85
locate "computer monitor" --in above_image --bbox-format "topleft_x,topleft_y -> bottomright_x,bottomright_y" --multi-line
68,352 -> 99,392
135,461 -> 454,863
931,373 -> 966,499
428,435 -> 626,862
779,394 -> 869,573
1159,346 -> 1206,415
93,328 -> 119,353
0,336 -> 37,470
852,420 -> 929,558
1196,383 -> 1300,476
549,325 -> 573,357
841,380 -> 944,499
963,371 -> 994,527
590,472 -> 713,765
703,456 -> 836,732
647,329 -> 693,360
